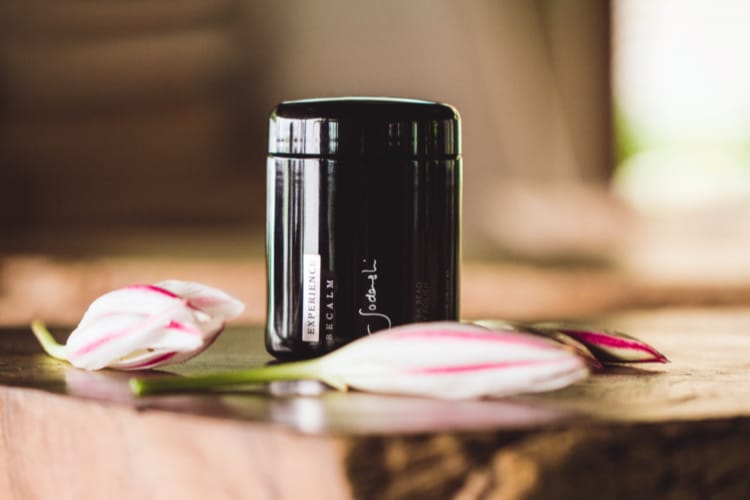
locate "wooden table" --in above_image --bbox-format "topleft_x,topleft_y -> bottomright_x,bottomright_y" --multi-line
2,308 -> 750,499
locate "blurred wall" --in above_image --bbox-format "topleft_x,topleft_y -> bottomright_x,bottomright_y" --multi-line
0,0 -> 269,233
0,0 -> 611,255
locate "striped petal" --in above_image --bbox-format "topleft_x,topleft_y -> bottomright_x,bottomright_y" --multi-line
318,322 -> 589,399
67,302 -> 194,370
110,349 -> 179,371
474,320 -> 601,367
100,316 -> 224,370
77,285 -> 185,328
325,322 -> 565,366
155,280 -> 245,320
32,280 -> 245,371
530,322 -> 669,364
128,321 -> 590,398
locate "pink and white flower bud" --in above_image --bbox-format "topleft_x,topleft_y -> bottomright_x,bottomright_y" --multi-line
529,323 -> 669,364
129,321 -> 590,399
316,322 -> 589,399
41,281 -> 245,371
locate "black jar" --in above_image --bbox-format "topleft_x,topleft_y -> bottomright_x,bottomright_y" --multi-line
265,97 -> 461,359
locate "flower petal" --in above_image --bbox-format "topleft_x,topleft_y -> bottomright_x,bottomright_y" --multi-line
32,280 -> 243,372
67,314 -> 161,370
474,320 -> 601,368
146,317 -> 213,348
67,301 -> 198,370
531,322 -> 669,364
77,285 -> 185,328
338,355 -> 587,399
110,350 -> 179,370
155,280 -> 245,320
325,322 -> 567,367
317,322 -> 588,399
128,321 -> 591,398
109,314 -> 225,370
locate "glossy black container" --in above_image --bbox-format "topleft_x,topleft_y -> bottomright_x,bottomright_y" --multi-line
266,98 -> 461,359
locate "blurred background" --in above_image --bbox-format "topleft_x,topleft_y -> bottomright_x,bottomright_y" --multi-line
2,0 -> 750,326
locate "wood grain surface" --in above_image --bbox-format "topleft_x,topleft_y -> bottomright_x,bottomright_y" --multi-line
2,308 -> 750,499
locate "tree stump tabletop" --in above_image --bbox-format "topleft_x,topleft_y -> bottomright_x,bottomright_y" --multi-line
2,307 -> 750,499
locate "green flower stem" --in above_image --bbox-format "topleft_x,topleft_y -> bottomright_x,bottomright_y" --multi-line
129,358 -> 345,396
30,320 -> 68,361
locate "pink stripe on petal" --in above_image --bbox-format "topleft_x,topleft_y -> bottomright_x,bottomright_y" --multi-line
125,352 -> 178,370
71,300 -> 190,359
72,327 -> 134,357
124,284 -> 181,299
391,328 -> 557,349
562,331 -> 645,349
167,320 -> 203,337
161,321 -> 226,366
123,284 -> 202,312
409,358 -> 572,375
155,280 -> 245,319
186,297 -> 222,308
75,320 -> 202,358
557,329 -> 668,362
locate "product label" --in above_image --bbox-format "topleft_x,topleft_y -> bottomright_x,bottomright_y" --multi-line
302,253 -> 321,342
323,275 -> 335,342
358,258 -> 392,334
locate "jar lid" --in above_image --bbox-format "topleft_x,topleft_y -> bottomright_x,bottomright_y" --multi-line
268,97 -> 460,158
